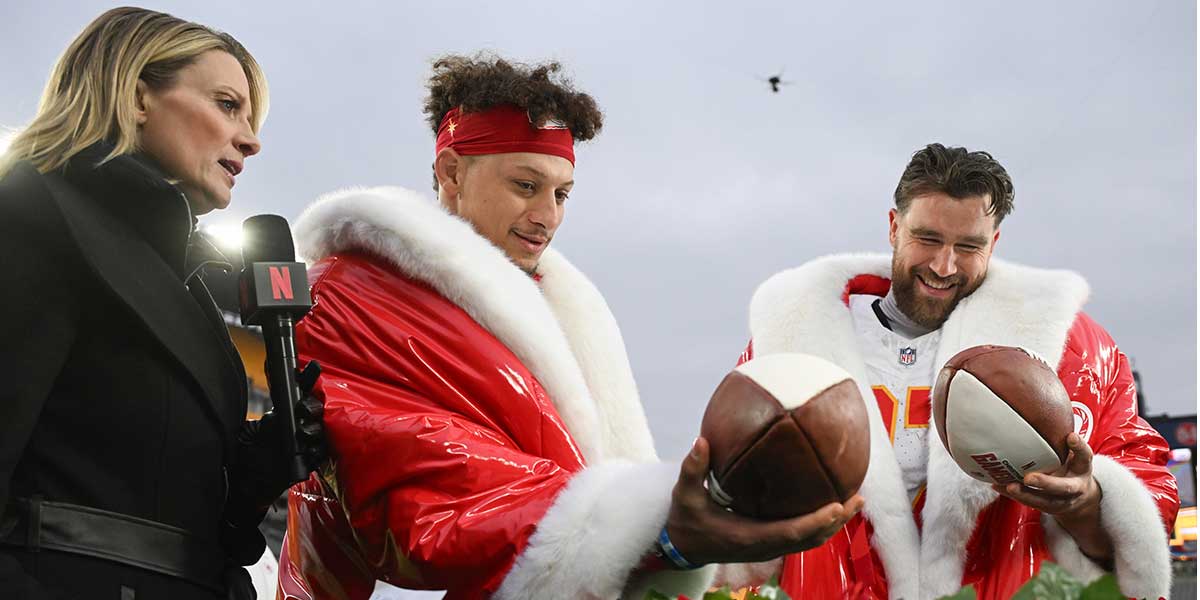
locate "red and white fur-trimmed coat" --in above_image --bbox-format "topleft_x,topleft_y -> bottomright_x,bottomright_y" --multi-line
276,186 -> 716,599
730,253 -> 1177,600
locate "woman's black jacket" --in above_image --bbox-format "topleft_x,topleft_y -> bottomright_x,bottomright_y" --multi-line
0,144 -> 263,599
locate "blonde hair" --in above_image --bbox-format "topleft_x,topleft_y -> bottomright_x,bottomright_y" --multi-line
0,6 -> 268,177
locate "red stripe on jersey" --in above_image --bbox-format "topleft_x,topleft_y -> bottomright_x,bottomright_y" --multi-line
738,339 -> 754,366
872,385 -> 899,443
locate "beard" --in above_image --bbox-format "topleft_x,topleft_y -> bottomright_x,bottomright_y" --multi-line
890,254 -> 986,329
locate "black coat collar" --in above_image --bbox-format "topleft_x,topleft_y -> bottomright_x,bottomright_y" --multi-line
45,143 -> 245,441
61,143 -> 197,279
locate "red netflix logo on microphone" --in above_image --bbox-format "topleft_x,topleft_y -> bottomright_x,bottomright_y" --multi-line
239,262 -> 311,326
269,266 -> 294,300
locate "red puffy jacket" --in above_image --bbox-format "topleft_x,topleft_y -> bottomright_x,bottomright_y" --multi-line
277,254 -> 584,598
275,187 -> 714,600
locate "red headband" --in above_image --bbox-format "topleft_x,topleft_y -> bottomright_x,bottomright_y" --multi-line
435,105 -> 575,165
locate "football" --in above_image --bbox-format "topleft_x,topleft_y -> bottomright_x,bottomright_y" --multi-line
931,345 -> 1073,485
700,353 -> 870,520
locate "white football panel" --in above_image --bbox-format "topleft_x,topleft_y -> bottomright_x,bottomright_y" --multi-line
944,370 -> 1062,485
735,353 -> 853,410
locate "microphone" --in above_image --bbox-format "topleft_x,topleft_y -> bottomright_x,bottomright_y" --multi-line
238,214 -> 311,484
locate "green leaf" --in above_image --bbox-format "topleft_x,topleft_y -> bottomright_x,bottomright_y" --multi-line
1078,574 -> 1124,600
1011,563 -> 1084,600
702,587 -> 734,600
936,584 -> 978,600
642,590 -> 673,600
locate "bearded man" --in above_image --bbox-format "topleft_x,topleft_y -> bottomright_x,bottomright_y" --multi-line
733,143 -> 1178,600
275,54 -> 862,600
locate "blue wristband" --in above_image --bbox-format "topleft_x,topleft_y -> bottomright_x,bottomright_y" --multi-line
656,525 -> 701,570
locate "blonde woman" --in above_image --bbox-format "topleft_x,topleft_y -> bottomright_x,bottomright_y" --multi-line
0,7 -> 323,599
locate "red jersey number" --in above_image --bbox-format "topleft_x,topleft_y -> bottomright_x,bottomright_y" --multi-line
871,385 -> 931,443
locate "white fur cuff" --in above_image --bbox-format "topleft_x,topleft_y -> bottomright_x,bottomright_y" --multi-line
1043,454 -> 1172,600
712,559 -> 783,590
496,461 -> 716,600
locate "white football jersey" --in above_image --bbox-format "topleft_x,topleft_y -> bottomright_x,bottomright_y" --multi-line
848,294 -> 942,504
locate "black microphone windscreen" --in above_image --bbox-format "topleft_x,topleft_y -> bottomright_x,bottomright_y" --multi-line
242,214 -> 296,264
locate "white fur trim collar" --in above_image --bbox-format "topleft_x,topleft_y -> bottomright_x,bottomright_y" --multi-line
293,186 -> 656,463
749,253 -> 1089,599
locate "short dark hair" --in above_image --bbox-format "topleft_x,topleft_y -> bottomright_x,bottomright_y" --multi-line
894,143 -> 1014,225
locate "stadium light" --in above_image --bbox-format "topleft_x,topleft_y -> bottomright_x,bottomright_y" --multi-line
0,127 -> 16,156
203,221 -> 244,251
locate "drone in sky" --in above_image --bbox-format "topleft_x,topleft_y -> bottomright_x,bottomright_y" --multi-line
760,70 -> 792,93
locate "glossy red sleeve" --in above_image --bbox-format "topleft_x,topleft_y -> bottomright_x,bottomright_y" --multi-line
1080,316 -> 1179,532
1042,312 -> 1179,596
278,255 -> 587,599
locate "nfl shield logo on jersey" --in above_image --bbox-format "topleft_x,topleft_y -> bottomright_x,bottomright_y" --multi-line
898,347 -> 917,366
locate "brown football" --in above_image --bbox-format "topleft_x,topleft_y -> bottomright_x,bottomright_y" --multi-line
932,345 -> 1074,485
700,353 -> 870,520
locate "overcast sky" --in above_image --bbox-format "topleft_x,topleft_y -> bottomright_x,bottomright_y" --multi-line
3,1 -> 1195,465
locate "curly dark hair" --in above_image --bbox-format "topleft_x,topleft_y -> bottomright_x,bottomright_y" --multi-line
423,53 -> 604,141
894,143 -> 1015,225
